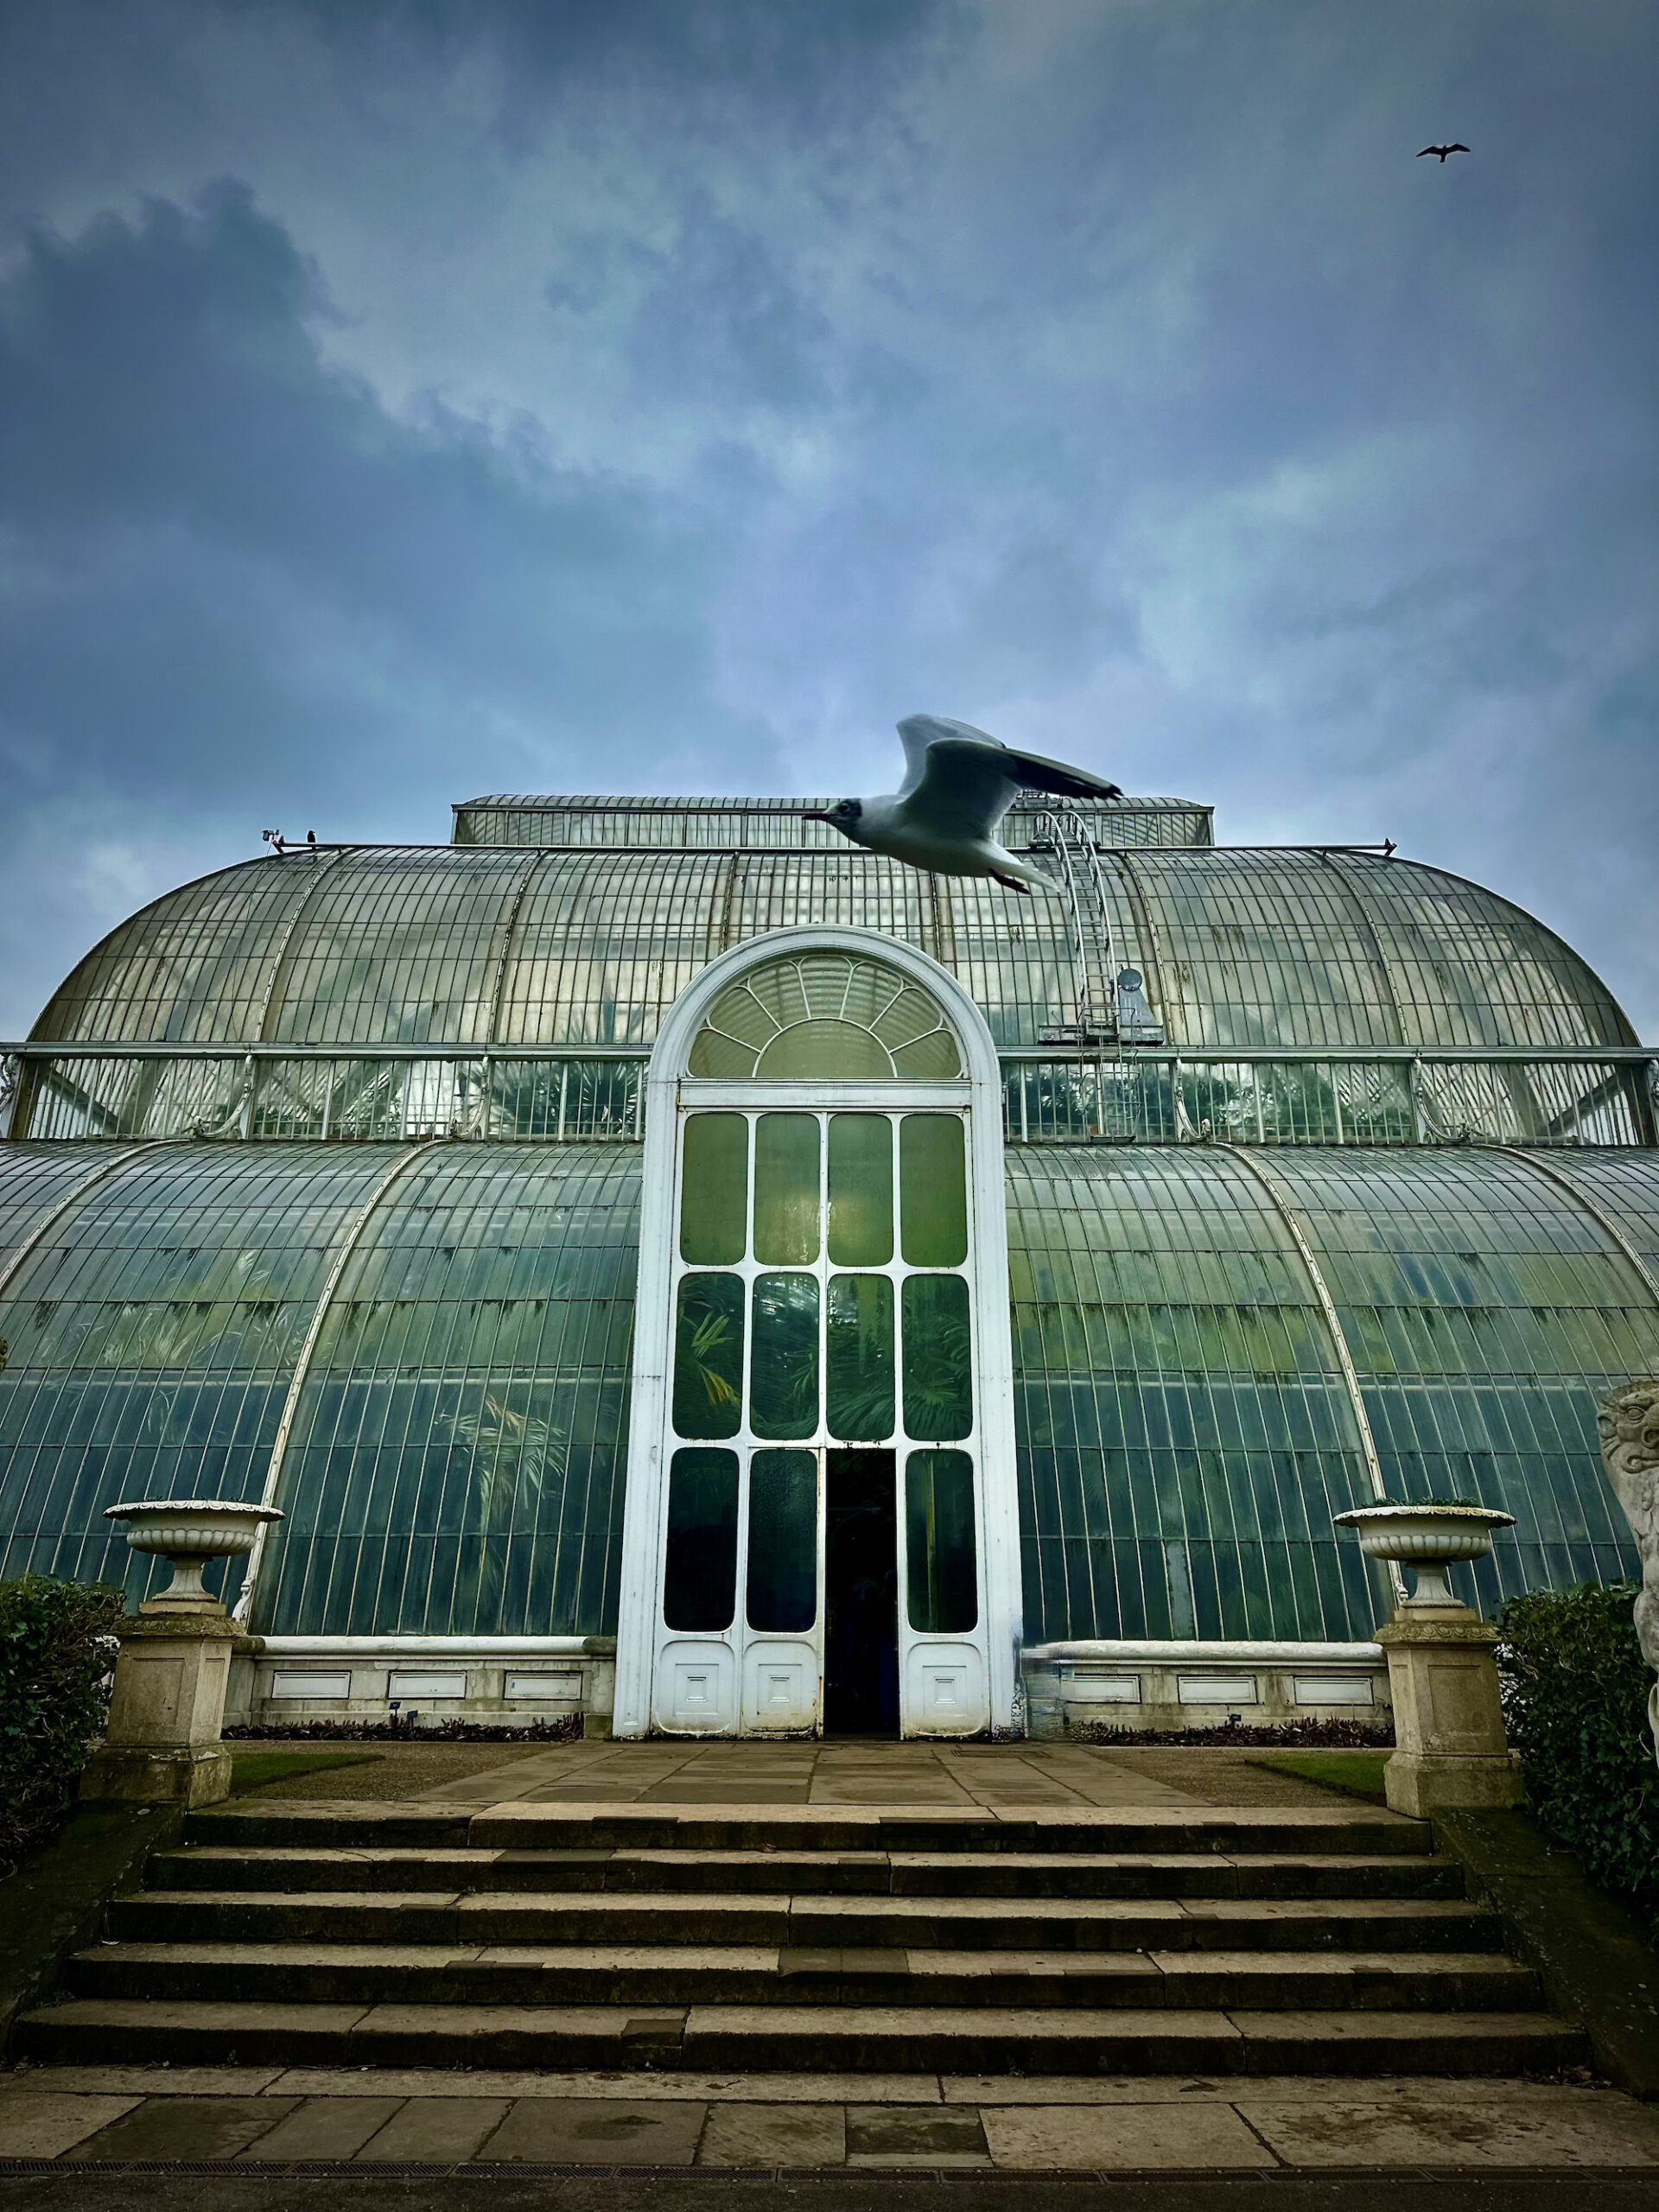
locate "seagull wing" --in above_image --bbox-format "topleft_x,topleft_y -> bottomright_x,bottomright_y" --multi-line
1449,143 -> 1469,152
897,720 -> 938,798
996,744 -> 1124,804
906,738 -> 1121,842
1417,147 -> 1437,156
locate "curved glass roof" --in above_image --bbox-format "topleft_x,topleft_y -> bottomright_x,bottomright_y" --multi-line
29,842 -> 1634,1053
1010,1145 -> 1652,1644
1,1139 -> 1648,1641
0,1141 -> 639,1630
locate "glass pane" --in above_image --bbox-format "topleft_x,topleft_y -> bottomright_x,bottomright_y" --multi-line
747,1449 -> 817,1632
673,1274 -> 744,1439
900,1115 -> 968,1267
753,1113 -> 821,1265
751,1273 -> 820,1440
759,1021 -> 894,1077
829,1114 -> 893,1265
906,1449 -> 978,1632
827,1274 -> 895,1441
664,1448 -> 738,1630
902,1274 -> 973,1440
680,1114 -> 747,1264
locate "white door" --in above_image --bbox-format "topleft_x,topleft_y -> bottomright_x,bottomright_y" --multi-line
650,1103 -> 990,1736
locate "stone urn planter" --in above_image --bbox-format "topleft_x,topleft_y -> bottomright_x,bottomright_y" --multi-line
81,1497 -> 283,1808
105,1497 -> 283,1612
1332,1502 -> 1515,1608
1332,1500 -> 1522,1818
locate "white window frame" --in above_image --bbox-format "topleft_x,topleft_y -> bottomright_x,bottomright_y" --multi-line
611,927 -> 1021,1739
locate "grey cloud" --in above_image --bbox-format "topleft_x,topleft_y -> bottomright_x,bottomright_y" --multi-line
0,0 -> 1653,1039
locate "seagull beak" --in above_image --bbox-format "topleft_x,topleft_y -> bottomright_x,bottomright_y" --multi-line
801,810 -> 834,823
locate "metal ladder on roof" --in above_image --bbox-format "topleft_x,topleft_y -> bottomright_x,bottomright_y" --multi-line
1027,805 -> 1123,1046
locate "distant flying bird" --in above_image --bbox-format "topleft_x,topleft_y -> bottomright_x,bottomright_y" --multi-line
805,715 -> 1122,893
1418,143 -> 1469,162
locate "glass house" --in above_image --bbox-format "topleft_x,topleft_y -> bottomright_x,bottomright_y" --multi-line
1,784 -> 1653,1737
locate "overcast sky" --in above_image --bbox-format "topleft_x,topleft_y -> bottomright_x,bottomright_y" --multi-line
1,0 -> 1654,1037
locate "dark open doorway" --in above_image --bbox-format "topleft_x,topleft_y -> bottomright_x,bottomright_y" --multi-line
823,1449 -> 899,1735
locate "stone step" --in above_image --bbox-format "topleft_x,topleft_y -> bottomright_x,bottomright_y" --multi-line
150,1844 -> 1466,1901
185,1802 -> 1435,1859
60,1940 -> 1541,2013
15,1996 -> 1588,2076
111,1888 -> 1506,1955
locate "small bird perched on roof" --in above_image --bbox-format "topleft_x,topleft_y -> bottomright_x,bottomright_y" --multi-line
1417,143 -> 1469,162
804,714 -> 1122,893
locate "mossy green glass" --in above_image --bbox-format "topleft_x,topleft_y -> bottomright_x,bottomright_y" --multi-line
747,1449 -> 817,1632
900,1114 -> 967,1267
679,1114 -> 747,1264
828,1114 -> 893,1266
672,1273 -> 744,1440
901,1274 -> 972,1440
750,1273 -> 820,1440
826,1274 -> 894,1441
754,1113 -> 820,1266
906,1449 -> 978,1632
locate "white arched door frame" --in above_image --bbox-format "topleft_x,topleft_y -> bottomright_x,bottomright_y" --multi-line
610,925 -> 1021,1739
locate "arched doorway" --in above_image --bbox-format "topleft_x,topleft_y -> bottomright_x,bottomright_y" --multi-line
612,930 -> 1020,1738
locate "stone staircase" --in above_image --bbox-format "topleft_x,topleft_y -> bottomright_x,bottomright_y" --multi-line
16,1797 -> 1587,2078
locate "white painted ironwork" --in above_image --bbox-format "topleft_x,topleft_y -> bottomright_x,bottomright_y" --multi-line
611,928 -> 1023,1741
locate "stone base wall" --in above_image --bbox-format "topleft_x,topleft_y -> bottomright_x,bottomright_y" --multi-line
227,1640 -> 616,1733
1022,1639 -> 1391,1739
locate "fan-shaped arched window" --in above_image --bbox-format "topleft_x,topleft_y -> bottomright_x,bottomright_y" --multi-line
687,952 -> 962,1080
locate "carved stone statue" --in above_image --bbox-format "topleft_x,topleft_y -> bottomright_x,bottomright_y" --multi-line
1596,1378 -> 1659,1770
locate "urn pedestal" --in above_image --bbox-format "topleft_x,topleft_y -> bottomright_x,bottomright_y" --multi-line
78,1498 -> 282,1808
1375,1606 -> 1522,1816
1332,1501 -> 1522,1817
78,1611 -> 239,1806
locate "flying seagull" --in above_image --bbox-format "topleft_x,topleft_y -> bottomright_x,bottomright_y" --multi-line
1418,143 -> 1469,162
804,714 -> 1122,893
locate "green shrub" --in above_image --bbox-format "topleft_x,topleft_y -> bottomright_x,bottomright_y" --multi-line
0,1574 -> 125,1877
1498,1580 -> 1659,1923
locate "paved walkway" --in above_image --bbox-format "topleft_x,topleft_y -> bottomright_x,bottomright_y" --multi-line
3,2065 -> 1657,2169
415,1738 -> 1210,1807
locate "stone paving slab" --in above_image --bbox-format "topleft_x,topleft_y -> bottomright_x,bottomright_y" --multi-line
7,2072 -> 1659,2168
0,2093 -> 143,2158
698,2100 -> 846,2166
981,2101 -> 1275,2171
61,2096 -> 302,2161
235,2096 -> 404,2161
348,2094 -> 511,2162
480,2096 -> 706,2164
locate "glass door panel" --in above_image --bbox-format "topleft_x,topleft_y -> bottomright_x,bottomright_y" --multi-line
826,1273 -> 894,1440
664,1448 -> 739,1630
828,1114 -> 893,1265
899,1114 -> 967,1266
906,1449 -> 978,1632
672,1274 -> 744,1439
750,1273 -> 820,1439
753,1113 -> 821,1264
747,1450 -> 818,1632
901,1274 -> 973,1440
680,1114 -> 747,1262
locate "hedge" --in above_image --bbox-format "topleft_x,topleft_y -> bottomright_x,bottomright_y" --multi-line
1498,1579 -> 1659,1926
0,1574 -> 125,1878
